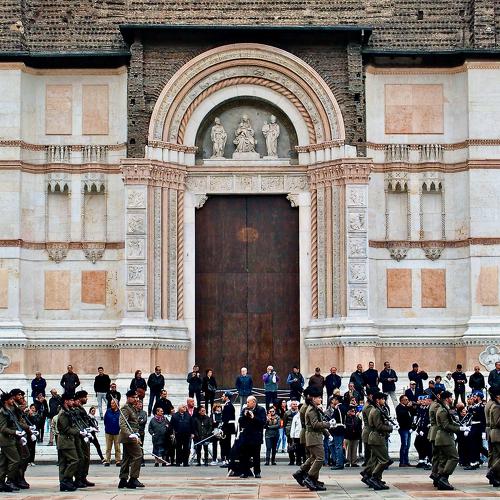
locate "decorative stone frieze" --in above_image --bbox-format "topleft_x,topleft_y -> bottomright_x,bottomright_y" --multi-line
46,242 -> 69,264
82,242 -> 105,264
388,246 -> 409,261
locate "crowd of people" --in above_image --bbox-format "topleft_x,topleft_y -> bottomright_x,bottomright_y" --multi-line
0,360 -> 499,492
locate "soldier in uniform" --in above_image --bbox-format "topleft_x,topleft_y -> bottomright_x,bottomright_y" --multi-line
118,390 -> 145,489
464,391 -> 486,470
56,394 -> 79,492
364,392 -> 393,490
360,388 -> 375,485
9,388 -> 32,489
73,390 -> 95,488
434,390 -> 470,491
428,389 -> 443,486
486,388 -> 496,484
0,392 -> 24,492
486,388 -> 500,487
292,386 -> 331,491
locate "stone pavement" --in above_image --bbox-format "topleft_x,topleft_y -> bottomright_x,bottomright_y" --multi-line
4,462 -> 499,500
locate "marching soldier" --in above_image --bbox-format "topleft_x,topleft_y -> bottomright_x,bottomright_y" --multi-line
73,390 -> 94,488
486,388 -> 496,484
486,388 -> 500,487
360,388 -> 375,486
364,392 -> 393,490
428,389 -> 443,487
0,391 -> 23,492
56,394 -> 79,492
9,388 -> 32,489
293,386 -> 331,491
464,392 -> 486,470
434,390 -> 470,490
118,390 -> 145,489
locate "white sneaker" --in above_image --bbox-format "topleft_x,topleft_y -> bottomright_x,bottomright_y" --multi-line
210,461 -> 218,465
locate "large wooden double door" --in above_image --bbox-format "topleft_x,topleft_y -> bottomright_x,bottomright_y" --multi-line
195,195 -> 300,389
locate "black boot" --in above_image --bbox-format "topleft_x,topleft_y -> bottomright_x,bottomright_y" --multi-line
83,478 -> 95,487
14,478 -> 30,489
437,475 -> 454,491
292,469 -> 306,486
372,478 -> 389,490
303,475 -> 318,491
73,479 -> 88,488
313,479 -> 326,491
5,481 -> 20,491
128,478 -> 145,488
118,478 -> 128,489
60,480 -> 77,492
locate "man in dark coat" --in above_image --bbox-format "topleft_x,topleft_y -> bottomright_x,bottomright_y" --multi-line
452,364 -> 467,405
31,372 -> 47,403
152,390 -> 173,417
408,363 -> 428,394
379,361 -> 398,408
238,395 -> 267,478
350,364 -> 365,399
469,366 -> 485,394
147,366 -> 165,416
187,365 -> 203,407
60,365 -> 80,397
286,366 -> 305,401
325,367 -> 342,401
171,404 -> 194,467
220,391 -> 236,463
363,362 -> 379,392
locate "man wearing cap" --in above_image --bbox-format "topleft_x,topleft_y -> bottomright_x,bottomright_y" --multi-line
464,391 -> 486,470
293,386 -> 331,491
408,363 -> 428,394
486,388 -> 500,487
364,392 -> 393,490
405,381 -> 421,403
9,388 -> 32,489
56,394 -> 79,492
434,390 -> 467,490
428,389 -> 443,487
0,392 -> 23,492
73,390 -> 94,488
360,388 -> 375,477
118,390 -> 144,489
220,391 -> 236,464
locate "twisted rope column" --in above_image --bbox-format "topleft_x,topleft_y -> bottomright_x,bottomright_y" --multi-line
177,188 -> 185,320
310,187 -> 318,319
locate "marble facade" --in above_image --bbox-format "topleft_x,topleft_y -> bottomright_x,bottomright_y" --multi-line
0,49 -> 499,393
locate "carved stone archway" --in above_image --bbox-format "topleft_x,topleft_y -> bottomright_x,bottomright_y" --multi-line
121,43 -> 371,374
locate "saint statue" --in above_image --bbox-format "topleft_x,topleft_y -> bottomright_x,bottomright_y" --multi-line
262,115 -> 280,158
233,114 -> 257,153
210,117 -> 227,158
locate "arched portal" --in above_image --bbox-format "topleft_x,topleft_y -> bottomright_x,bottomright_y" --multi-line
122,43 -> 371,383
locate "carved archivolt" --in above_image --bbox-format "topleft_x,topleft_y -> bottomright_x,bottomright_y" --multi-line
149,43 -> 345,147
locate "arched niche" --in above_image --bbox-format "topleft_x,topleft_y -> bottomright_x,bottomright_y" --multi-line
194,97 -> 298,163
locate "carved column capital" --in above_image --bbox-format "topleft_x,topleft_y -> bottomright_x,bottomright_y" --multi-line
121,159 -> 187,190
308,159 -> 371,188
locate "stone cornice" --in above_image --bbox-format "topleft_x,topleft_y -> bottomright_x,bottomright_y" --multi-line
305,336 -> 499,348
0,240 -> 123,250
1,339 -> 190,350
0,160 -> 122,174
121,159 -> 187,189
0,140 -> 126,152
147,140 -> 197,153
308,159 -> 371,187
370,238 -> 500,249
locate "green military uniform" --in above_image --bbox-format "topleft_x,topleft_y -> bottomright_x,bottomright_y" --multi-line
300,404 -> 330,481
0,405 -> 22,487
485,398 -> 495,469
367,405 -> 392,480
56,409 -> 80,486
428,399 -> 441,477
119,403 -> 142,482
11,402 -> 30,485
434,404 -> 460,477
361,402 -> 374,471
73,406 -> 91,482
489,400 -> 500,483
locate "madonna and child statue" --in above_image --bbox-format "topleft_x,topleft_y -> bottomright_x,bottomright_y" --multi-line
209,114 -> 280,160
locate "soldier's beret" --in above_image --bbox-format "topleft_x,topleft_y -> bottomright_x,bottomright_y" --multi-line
61,394 -> 74,403
126,389 -> 137,398
308,387 -> 323,398
441,390 -> 453,399
74,390 -> 88,399
1,392 -> 14,403
373,392 -> 386,400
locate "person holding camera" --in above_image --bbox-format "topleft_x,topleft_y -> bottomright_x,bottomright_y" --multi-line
238,396 -> 267,478
187,365 -> 202,408
286,366 -> 305,401
263,366 -> 280,410
264,407 -> 280,466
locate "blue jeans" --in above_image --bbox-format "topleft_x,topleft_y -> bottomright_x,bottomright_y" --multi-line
332,434 -> 344,467
277,427 -> 287,451
399,429 -> 411,465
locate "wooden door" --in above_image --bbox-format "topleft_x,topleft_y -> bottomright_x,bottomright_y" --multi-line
195,195 -> 300,389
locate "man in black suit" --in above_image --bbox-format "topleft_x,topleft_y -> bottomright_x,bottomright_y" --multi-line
220,391 -> 236,464
238,395 -> 267,478
325,367 -> 342,401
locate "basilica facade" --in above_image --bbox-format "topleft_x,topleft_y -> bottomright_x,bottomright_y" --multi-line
0,1 -> 499,390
